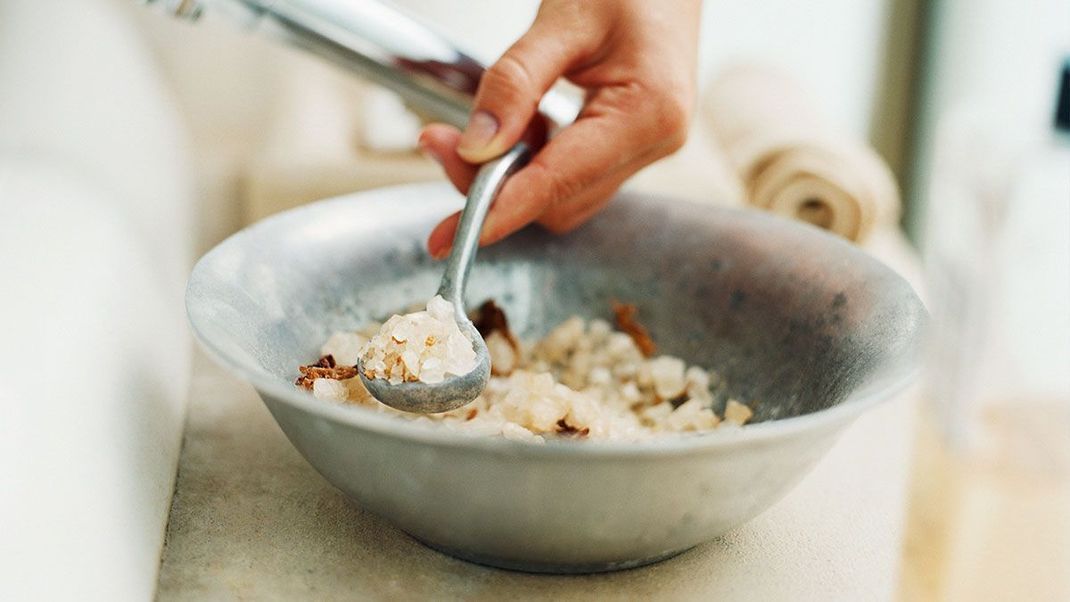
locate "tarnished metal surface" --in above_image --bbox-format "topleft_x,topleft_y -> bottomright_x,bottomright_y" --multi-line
186,182 -> 926,572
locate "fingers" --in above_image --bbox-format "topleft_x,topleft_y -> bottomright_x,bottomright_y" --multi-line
474,80 -> 692,245
418,124 -> 477,194
421,122 -> 548,259
427,211 -> 461,259
425,172 -> 623,260
536,171 -> 630,234
421,119 -> 546,259
534,132 -> 679,234
478,71 -> 691,244
427,80 -> 691,257
475,108 -> 644,247
457,20 -> 588,163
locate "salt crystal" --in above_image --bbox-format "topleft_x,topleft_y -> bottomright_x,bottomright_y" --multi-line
532,372 -> 555,393
685,366 -> 714,406
539,316 -> 584,362
312,378 -> 349,402
501,422 -> 543,443
421,356 -> 443,375
665,399 -> 720,431
641,401 -> 673,423
685,366 -> 710,390
485,330 -> 518,375
344,377 -> 374,404
723,399 -> 754,426
588,319 -> 611,339
589,366 -> 612,387
426,295 -> 454,321
359,295 -> 476,383
316,306 -> 746,442
606,332 -> 641,361
401,350 -> 420,372
649,356 -> 686,399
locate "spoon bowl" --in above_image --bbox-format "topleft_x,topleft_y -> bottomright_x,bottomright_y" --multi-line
356,143 -> 529,413
357,317 -> 490,413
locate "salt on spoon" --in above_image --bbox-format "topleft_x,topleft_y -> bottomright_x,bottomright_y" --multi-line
357,143 -> 530,413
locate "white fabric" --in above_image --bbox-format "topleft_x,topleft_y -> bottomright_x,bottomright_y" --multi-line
0,0 -> 194,280
704,64 -> 900,242
0,0 -> 196,599
0,162 -> 190,601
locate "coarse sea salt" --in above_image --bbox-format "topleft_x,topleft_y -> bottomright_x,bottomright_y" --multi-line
358,295 -> 477,384
305,306 -> 755,443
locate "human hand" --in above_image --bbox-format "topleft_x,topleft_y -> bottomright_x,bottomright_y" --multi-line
419,0 -> 702,258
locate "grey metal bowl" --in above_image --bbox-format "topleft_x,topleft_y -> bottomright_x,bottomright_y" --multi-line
186,182 -> 926,573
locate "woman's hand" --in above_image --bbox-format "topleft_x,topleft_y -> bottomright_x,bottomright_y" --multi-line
419,0 -> 702,258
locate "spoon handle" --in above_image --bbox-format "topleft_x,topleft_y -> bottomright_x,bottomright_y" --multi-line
437,142 -> 532,314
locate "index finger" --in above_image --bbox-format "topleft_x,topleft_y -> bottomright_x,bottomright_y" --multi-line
477,88 -> 669,246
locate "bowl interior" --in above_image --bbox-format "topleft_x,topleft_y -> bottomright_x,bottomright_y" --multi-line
187,184 -> 926,424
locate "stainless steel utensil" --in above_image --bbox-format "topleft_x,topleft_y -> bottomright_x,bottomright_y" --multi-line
358,144 -> 531,412
142,0 -> 579,130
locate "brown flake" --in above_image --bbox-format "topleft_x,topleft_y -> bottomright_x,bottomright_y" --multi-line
295,354 -> 357,389
473,299 -> 522,376
611,301 -> 657,357
555,419 -> 590,438
465,408 -> 479,421
473,300 -> 520,352
668,393 -> 689,408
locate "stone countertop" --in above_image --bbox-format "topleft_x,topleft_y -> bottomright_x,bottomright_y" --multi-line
157,346 -> 915,601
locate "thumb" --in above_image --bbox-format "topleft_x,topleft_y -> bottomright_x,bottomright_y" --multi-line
457,23 -> 583,163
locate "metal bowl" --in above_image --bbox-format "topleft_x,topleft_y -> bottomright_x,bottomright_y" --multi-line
186,182 -> 926,573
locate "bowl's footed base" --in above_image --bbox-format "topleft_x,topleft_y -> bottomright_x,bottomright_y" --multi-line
411,534 -> 693,574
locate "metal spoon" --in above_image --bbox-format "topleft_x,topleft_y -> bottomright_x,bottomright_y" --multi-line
358,142 -> 532,413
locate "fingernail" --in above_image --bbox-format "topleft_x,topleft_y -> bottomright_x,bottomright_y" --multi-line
458,111 -> 499,156
431,245 -> 451,260
417,135 -> 442,164
478,219 -> 496,247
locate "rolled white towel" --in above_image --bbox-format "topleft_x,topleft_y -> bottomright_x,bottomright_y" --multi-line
703,64 -> 899,242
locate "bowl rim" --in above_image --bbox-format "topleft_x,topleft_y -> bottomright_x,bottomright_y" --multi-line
186,183 -> 923,459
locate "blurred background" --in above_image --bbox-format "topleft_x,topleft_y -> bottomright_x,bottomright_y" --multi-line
2,0 -> 1067,600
